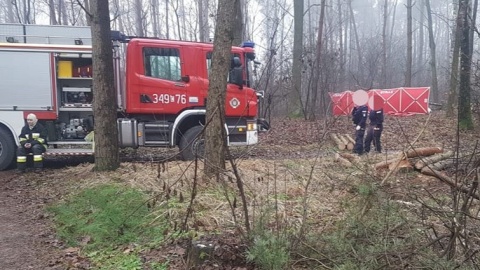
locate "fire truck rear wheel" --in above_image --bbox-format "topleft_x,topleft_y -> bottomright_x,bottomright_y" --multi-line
0,128 -> 16,171
179,126 -> 205,161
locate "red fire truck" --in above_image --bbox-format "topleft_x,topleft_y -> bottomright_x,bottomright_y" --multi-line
0,24 -> 268,170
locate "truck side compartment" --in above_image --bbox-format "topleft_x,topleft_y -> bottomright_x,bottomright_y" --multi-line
0,23 -> 268,170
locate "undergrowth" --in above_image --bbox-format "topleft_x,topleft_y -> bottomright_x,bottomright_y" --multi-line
48,184 -> 175,269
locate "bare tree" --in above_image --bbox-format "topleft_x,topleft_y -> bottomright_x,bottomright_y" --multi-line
134,0 -> 144,36
290,0 -> 303,117
381,0 -> 388,87
48,0 -> 58,25
204,0 -> 236,178
151,0 -> 160,37
405,0 -> 413,86
308,0 -> 326,120
89,0 -> 120,171
425,0 -> 439,102
197,0 -> 209,42
458,0 -> 473,129
232,0 -> 243,45
446,0 -> 462,116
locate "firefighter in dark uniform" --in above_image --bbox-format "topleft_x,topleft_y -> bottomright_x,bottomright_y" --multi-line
365,108 -> 384,153
352,105 -> 368,155
17,113 -> 48,173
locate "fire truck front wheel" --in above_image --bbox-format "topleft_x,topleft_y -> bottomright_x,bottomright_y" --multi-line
0,128 -> 16,171
179,126 -> 205,161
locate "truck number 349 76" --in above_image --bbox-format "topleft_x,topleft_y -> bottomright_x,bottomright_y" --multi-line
152,94 -> 187,104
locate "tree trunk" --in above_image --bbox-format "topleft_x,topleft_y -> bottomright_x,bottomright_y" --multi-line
134,0 -> 144,36
348,1 -> 363,79
197,0 -> 209,42
417,0 -> 425,85
381,0 -> 388,86
84,0 -> 92,26
151,0 -> 160,37
446,1 -> 462,117
425,0 -> 439,103
337,0 -> 346,90
60,0 -> 68,25
90,0 -> 120,171
458,0 -> 473,129
309,0 -> 326,120
232,0 -> 243,46
204,0 -> 236,178
165,0 -> 170,39
414,151 -> 455,170
7,0 -> 15,23
405,147 -> 443,158
290,0 -> 304,118
405,0 -> 413,87
49,0 -> 58,25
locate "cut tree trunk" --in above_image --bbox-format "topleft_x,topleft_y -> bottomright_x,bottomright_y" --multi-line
338,135 -> 349,149
339,152 -> 360,163
414,151 -> 454,170
330,133 -> 346,150
335,153 -> 352,167
344,134 -> 355,150
389,159 -> 413,173
406,147 -> 443,158
374,157 -> 402,170
430,159 -> 456,170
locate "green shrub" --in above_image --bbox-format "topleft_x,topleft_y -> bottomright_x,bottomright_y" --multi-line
246,230 -> 290,270
48,184 -> 165,250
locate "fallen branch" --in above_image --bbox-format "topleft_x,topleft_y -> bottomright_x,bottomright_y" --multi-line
420,167 -> 480,200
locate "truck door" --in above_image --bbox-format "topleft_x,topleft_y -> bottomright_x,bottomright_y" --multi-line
128,45 -> 188,115
224,53 -> 254,118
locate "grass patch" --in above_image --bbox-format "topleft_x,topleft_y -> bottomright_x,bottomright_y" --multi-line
48,184 -> 174,268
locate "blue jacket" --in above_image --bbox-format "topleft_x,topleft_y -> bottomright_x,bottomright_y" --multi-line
369,108 -> 384,128
352,105 -> 368,128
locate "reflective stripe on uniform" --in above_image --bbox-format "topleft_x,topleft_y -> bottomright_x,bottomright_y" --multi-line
33,155 -> 43,162
32,133 -> 40,139
37,138 -> 45,144
20,138 -> 27,142
17,156 -> 27,163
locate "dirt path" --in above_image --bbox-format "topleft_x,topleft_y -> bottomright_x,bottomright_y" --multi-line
0,171 -> 60,270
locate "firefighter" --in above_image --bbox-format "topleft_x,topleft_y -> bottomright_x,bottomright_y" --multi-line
17,113 -> 48,173
364,108 -> 384,154
352,104 -> 368,155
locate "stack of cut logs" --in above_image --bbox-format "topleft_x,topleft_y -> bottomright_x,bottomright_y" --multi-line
334,146 -> 478,198
330,133 -> 356,151
334,146 -> 454,172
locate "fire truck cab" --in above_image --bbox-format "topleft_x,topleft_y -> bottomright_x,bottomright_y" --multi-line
0,24 -> 267,170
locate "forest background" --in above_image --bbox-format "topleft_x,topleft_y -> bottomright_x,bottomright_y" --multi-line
2,0 -> 478,125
